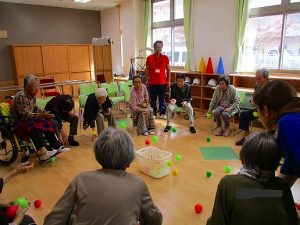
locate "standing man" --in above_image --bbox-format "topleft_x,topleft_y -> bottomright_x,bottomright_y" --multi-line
235,68 -> 270,145
45,95 -> 79,146
145,40 -> 171,119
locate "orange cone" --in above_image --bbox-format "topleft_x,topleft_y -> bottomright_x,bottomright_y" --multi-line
199,57 -> 206,73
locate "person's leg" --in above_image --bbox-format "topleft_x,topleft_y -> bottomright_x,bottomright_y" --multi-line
136,112 -> 148,135
183,103 -> 196,133
158,84 -> 167,116
43,131 -> 63,150
236,109 -> 256,145
221,111 -> 231,137
67,114 -> 79,146
164,104 -> 177,132
149,85 -> 158,116
106,113 -> 116,128
147,108 -> 156,132
213,106 -> 225,136
20,215 -> 36,225
96,112 -> 105,135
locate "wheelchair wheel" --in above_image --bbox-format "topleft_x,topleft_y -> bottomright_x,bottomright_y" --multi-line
184,114 -> 189,120
0,126 -> 19,165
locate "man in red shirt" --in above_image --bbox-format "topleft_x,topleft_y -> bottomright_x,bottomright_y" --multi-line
145,40 -> 171,119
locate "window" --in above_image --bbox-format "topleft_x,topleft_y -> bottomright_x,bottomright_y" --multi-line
240,0 -> 300,71
151,0 -> 186,66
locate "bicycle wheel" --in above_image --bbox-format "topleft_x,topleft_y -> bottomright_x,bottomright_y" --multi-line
0,125 -> 19,165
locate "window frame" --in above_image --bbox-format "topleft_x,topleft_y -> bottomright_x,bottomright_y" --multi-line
151,0 -> 185,67
242,0 -> 300,72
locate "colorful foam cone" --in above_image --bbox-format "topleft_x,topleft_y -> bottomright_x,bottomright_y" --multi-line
205,57 -> 214,74
199,57 -> 206,73
217,57 -> 225,75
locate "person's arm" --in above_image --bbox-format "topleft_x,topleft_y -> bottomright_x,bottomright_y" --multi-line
166,64 -> 171,88
129,89 -> 140,112
139,183 -> 163,225
145,57 -> 150,84
144,85 -> 149,103
43,177 -> 78,225
2,162 -> 34,186
208,88 -> 219,113
229,87 -> 240,112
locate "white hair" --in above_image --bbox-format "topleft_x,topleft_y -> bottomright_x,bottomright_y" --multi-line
24,74 -> 38,87
95,88 -> 108,98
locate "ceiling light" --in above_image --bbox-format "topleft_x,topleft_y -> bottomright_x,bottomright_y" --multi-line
73,0 -> 91,3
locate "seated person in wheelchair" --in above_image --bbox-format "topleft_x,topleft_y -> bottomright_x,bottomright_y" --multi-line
0,162 -> 35,225
129,75 -> 155,136
45,95 -> 79,146
235,68 -> 270,146
208,75 -> 240,137
164,73 -> 196,133
83,88 -> 116,141
11,75 -> 69,162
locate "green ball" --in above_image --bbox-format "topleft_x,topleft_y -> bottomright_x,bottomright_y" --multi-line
171,127 -> 177,133
175,154 -> 182,161
206,137 -> 211,142
50,156 -> 57,162
167,160 -> 173,167
152,135 -> 158,142
253,111 -> 259,118
206,170 -> 212,177
14,197 -> 28,209
119,122 -> 127,129
207,113 -> 212,119
224,165 -> 232,173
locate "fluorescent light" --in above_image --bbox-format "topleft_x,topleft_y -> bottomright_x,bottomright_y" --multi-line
73,0 -> 91,3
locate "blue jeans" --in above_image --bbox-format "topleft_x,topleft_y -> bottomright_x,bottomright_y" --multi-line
149,85 -> 167,115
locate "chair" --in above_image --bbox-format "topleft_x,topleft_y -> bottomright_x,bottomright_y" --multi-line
36,97 -> 54,109
100,82 -> 109,91
78,82 -> 98,119
107,82 -> 125,109
118,81 -> 131,114
40,78 -> 60,98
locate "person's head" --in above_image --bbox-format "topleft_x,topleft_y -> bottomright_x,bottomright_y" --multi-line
133,75 -> 142,90
61,97 -> 74,113
24,75 -> 39,96
153,40 -> 163,55
95,88 -> 108,105
176,73 -> 185,88
255,68 -> 269,86
218,75 -> 230,91
94,128 -> 135,170
253,80 -> 300,130
240,132 -> 282,171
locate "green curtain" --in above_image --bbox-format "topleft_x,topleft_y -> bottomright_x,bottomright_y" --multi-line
232,0 -> 250,72
143,0 -> 152,48
184,0 -> 193,70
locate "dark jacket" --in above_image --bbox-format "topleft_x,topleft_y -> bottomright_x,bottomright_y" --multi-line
170,83 -> 191,107
83,93 -> 112,128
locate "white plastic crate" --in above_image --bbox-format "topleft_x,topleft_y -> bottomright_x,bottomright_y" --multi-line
135,146 -> 172,178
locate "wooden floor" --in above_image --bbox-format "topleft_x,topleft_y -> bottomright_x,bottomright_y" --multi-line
0,112 -> 299,225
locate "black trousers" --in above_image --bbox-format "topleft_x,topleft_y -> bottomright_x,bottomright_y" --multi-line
28,129 -> 61,151
238,109 -> 256,131
52,113 -> 78,137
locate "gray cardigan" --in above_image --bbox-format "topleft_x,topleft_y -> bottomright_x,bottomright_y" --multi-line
208,85 -> 240,113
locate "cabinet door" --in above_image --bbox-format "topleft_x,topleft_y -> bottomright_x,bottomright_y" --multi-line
103,45 -> 112,71
68,45 -> 91,72
94,46 -> 104,73
13,46 -> 43,76
42,45 -> 68,74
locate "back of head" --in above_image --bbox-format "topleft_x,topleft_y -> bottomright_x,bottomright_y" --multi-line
240,132 -> 282,171
62,97 -> 74,112
94,128 -> 135,170
95,88 -> 108,98
253,80 -> 300,119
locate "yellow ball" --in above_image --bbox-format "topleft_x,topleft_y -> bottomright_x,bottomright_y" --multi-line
172,169 -> 179,176
167,160 -> 173,167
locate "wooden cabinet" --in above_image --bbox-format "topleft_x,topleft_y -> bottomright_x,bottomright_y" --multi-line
42,45 -> 69,74
94,45 -> 113,83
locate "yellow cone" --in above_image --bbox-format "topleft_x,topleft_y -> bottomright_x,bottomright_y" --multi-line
199,57 -> 206,73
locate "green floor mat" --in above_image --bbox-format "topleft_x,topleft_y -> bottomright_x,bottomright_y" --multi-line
200,146 -> 238,160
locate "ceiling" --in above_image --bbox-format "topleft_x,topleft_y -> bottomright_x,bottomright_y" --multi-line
0,0 -> 125,11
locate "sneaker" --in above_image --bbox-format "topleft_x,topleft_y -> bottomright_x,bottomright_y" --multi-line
148,130 -> 155,135
164,125 -> 172,132
214,127 -> 223,136
235,137 -> 246,146
223,128 -> 231,137
68,139 -> 80,146
40,150 -> 57,161
189,126 -> 196,133
142,131 -> 149,136
55,146 -> 71,153
159,114 -> 167,120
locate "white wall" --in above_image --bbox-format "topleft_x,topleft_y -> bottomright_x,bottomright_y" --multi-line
193,0 -> 236,73
101,7 -> 122,75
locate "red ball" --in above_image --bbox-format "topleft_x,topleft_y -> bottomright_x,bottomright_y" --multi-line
34,200 -> 42,208
5,205 -> 18,219
194,203 -> 203,214
295,203 -> 300,211
145,140 -> 150,145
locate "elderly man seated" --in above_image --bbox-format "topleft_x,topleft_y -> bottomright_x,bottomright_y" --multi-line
11,75 -> 69,162
83,88 -> 116,141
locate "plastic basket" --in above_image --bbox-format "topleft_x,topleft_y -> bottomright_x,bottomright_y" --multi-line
135,147 -> 172,178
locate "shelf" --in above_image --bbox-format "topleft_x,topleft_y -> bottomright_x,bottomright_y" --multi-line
202,97 -> 212,100
192,96 -> 201,100
202,85 -> 215,89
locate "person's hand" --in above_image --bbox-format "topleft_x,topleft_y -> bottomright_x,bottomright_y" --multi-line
225,108 -> 231,112
181,101 -> 187,107
104,108 -> 111,116
91,135 -> 97,142
38,112 -> 55,119
62,135 -> 69,146
14,162 -> 34,175
170,99 -> 176,104
142,110 -> 149,115
13,204 -> 30,225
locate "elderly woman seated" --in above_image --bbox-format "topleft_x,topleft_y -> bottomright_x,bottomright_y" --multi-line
208,75 -> 240,137
129,75 -> 155,136
11,75 -> 69,162
44,128 -> 163,225
83,88 -> 116,141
